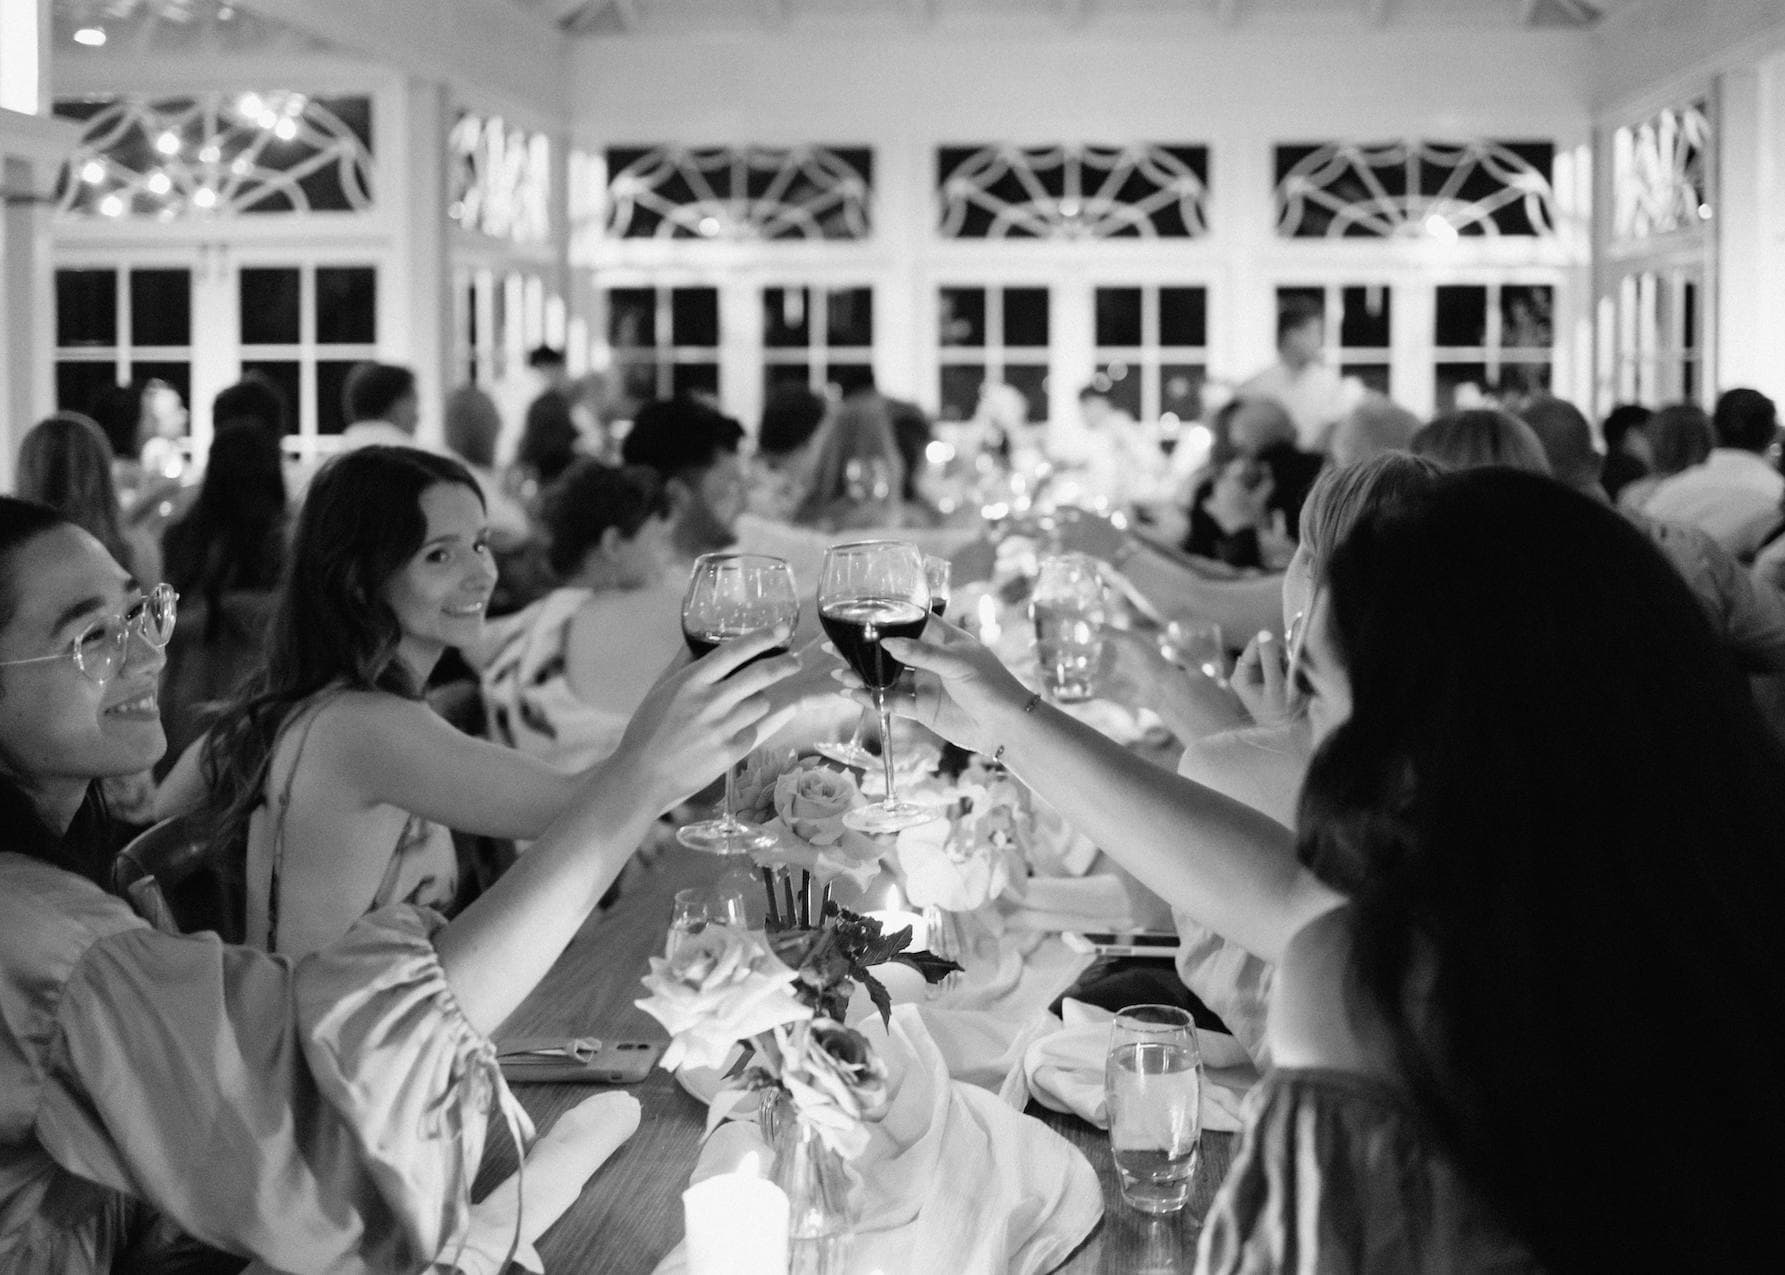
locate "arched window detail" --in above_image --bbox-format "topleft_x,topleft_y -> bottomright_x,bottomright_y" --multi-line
603,145 -> 872,241
1610,101 -> 1711,243
448,113 -> 552,246
1274,139 -> 1557,239
936,144 -> 1209,239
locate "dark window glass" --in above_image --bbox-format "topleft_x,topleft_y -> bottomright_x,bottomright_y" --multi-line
1003,288 -> 1049,348
129,270 -> 191,346
670,288 -> 719,347
763,288 -> 810,349
1100,364 -> 1142,418
826,288 -> 873,347
938,289 -> 985,347
57,270 -> 117,347
1500,285 -> 1553,349
1094,288 -> 1143,347
317,359 -> 362,434
765,363 -> 812,396
670,362 -> 720,398
129,361 -> 191,420
1159,363 -> 1205,421
316,267 -> 377,344
1004,363 -> 1049,421
616,360 -> 661,407
242,360 -> 301,432
1339,363 -> 1392,395
1683,280 -> 1699,351
938,364 -> 985,422
1159,288 -> 1207,347
1339,286 -> 1391,348
1276,285 -> 1326,326
1435,286 -> 1487,347
241,268 -> 301,345
1434,362 -> 1489,412
56,361 -> 119,418
607,289 -> 657,349
827,363 -> 876,397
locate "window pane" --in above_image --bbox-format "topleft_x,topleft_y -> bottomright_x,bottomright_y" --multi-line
317,267 -> 377,344
939,289 -> 986,347
670,288 -> 719,347
615,360 -> 660,408
241,268 -> 301,345
1435,285 -> 1487,348
763,288 -> 810,349
827,363 -> 876,398
129,361 -> 191,430
56,362 -> 120,418
317,359 -> 362,435
1682,280 -> 1699,352
1004,363 -> 1048,421
670,362 -> 720,398
938,364 -> 985,421
1094,288 -> 1143,347
1339,363 -> 1392,396
1339,286 -> 1391,348
607,289 -> 657,349
765,362 -> 812,396
1159,363 -> 1205,421
1159,287 -> 1207,347
1099,364 -> 1142,418
1500,285 -> 1553,350
1434,362 -> 1490,411
243,360 -> 302,433
1003,288 -> 1049,347
130,269 -> 191,346
825,288 -> 873,348
57,269 -> 117,347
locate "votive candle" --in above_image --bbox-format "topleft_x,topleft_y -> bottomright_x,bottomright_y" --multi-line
682,1170 -> 789,1275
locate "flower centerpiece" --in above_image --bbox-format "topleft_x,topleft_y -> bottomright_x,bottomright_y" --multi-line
734,748 -> 888,925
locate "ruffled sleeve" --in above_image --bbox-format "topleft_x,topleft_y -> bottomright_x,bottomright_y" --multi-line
12,857 -> 525,1273
1197,1069 -> 1543,1275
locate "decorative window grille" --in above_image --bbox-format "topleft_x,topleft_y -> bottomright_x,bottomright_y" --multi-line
53,92 -> 373,218
936,144 -> 1208,239
1610,101 -> 1711,243
448,112 -> 551,245
1273,140 -> 1556,239
604,146 -> 872,240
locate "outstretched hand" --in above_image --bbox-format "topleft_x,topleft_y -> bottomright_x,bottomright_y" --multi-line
828,617 -> 1030,757
1230,628 -> 1299,727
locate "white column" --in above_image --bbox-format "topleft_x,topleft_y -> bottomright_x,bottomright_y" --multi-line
392,77 -> 452,447
1716,52 -> 1785,404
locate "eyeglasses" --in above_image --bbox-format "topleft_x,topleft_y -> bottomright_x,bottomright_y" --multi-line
0,584 -> 178,686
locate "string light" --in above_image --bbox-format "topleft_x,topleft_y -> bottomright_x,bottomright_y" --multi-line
272,117 -> 297,141
193,186 -> 218,209
73,27 -> 106,46
146,171 -> 172,195
155,131 -> 181,156
80,160 -> 106,184
236,93 -> 264,121
98,193 -> 124,217
198,144 -> 220,164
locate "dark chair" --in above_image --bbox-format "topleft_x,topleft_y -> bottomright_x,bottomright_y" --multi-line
113,815 -> 244,941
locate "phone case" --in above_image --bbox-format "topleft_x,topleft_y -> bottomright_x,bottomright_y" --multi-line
496,1038 -> 664,1085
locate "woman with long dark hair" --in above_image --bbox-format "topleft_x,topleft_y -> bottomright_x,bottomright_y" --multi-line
0,493 -> 803,1268
854,470 -> 1785,1268
16,411 -> 161,588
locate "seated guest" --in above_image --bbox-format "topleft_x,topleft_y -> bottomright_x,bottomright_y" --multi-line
1236,299 -> 1350,450
517,346 -> 579,487
442,384 -> 530,547
1598,402 -> 1654,502
750,384 -> 829,520
157,421 -> 288,777
884,393 -> 943,525
211,372 -> 288,438
339,362 -> 420,450
480,462 -> 679,772
1411,407 -> 1551,474
1643,387 -> 1782,559
0,494 -> 797,1270
16,413 -> 161,589
159,447 -> 789,958
1327,394 -> 1422,469
1184,398 -> 1324,570
866,470 -> 1785,1271
793,393 -> 913,531
621,396 -> 747,560
1619,401 -> 1715,512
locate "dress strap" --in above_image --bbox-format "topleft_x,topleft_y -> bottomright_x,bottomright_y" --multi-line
266,689 -> 349,954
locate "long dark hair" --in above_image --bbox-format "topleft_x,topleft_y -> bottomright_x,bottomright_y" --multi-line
0,497 -> 117,884
163,420 -> 288,640
198,446 -> 482,857
1298,469 -> 1785,1268
15,413 -> 137,576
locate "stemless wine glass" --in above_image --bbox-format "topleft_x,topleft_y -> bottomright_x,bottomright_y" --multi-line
677,553 -> 800,854
819,541 -> 940,835
1031,553 -> 1109,703
1105,1005 -> 1203,1215
923,555 -> 952,619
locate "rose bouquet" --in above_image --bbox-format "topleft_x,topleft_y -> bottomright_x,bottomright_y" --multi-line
736,750 -> 888,924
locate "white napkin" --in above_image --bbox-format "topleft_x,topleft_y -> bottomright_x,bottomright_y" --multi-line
1019,1000 -> 1257,1135
654,1006 -> 1102,1275
446,1091 -> 642,1274
1004,873 -> 1139,933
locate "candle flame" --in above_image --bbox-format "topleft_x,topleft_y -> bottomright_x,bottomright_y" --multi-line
738,1151 -> 761,1178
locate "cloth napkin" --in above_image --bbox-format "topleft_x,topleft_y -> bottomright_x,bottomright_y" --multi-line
654,1006 -> 1102,1275
1003,873 -> 1141,933
1018,1000 -> 1257,1135
446,1091 -> 643,1274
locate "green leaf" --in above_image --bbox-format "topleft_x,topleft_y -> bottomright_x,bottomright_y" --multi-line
861,971 -> 893,1028
857,925 -> 913,969
892,949 -> 963,985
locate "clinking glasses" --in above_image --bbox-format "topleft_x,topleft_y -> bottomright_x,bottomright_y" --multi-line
0,584 -> 178,686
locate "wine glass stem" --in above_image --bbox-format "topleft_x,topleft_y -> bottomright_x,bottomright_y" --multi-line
722,761 -> 741,829
847,706 -> 870,750
876,688 -> 898,810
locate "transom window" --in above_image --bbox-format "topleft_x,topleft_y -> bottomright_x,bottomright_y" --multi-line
937,144 -> 1209,240
604,146 -> 872,241
1274,139 -> 1556,240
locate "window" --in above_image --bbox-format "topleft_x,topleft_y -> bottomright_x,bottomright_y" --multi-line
54,266 -> 194,428
1276,284 -> 1393,396
1611,101 -> 1711,243
1091,286 -> 1208,423
762,286 -> 874,400
454,267 -> 557,387
936,286 -> 1050,423
937,144 -> 1209,239
605,286 -> 721,407
1274,140 -> 1556,239
448,112 -> 551,245
604,146 -> 872,241
1432,284 -> 1552,410
238,263 -> 378,438
1612,270 -> 1702,406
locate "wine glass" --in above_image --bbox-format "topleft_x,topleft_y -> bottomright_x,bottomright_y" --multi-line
677,553 -> 800,854
923,555 -> 952,618
1105,1005 -> 1202,1215
819,541 -> 940,834
816,555 -> 953,769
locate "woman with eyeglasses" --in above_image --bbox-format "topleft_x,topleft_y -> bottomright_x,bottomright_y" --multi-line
846,470 -> 1785,1269
0,493 -> 800,1269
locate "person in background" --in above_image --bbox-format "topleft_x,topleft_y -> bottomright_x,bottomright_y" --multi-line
517,346 -> 579,487
212,372 -> 289,439
1619,402 -> 1715,513
620,396 -> 747,560
885,393 -> 942,525
750,384 -> 829,520
1643,387 -> 1783,559
1236,300 -> 1351,451
157,421 -> 289,777
17,413 -> 161,591
339,363 -> 420,450
136,379 -> 190,483
1598,402 -> 1654,503
478,462 -> 680,773
88,380 -> 185,535
441,384 -> 530,548
792,393 -> 911,531
0,494 -> 798,1271
1326,394 -> 1422,468
1411,407 -> 1551,475
1185,398 -> 1324,569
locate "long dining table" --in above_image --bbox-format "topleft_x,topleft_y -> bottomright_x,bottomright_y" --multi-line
475,844 -> 1235,1274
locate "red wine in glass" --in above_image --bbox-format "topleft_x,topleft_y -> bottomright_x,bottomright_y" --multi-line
684,629 -> 789,670
819,599 -> 929,690
929,599 -> 948,618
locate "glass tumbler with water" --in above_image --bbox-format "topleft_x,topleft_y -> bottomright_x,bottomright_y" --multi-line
1105,1004 -> 1203,1214
1031,553 -> 1109,703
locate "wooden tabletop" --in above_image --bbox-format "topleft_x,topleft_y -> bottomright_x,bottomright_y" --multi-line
477,846 -> 1232,1274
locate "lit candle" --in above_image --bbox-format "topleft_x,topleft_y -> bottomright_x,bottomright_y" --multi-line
682,1156 -> 788,1275
864,908 -> 929,952
977,594 -> 1001,645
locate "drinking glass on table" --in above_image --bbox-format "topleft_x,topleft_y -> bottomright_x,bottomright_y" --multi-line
923,555 -> 952,618
666,888 -> 710,958
677,553 -> 800,854
1031,553 -> 1109,703
820,540 -> 940,835
1105,1004 -> 1202,1215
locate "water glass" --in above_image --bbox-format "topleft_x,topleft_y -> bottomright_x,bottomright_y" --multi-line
1031,553 -> 1109,703
667,888 -> 710,958
1105,1004 -> 1202,1215
1163,620 -> 1227,687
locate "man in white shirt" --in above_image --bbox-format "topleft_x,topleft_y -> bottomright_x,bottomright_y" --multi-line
1237,301 -> 1351,452
338,363 -> 421,450
1643,389 -> 1782,560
